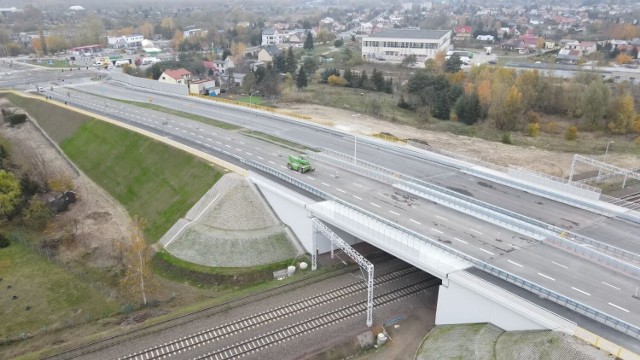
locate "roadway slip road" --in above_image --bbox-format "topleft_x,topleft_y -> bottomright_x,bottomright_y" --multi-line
37,87 -> 640,338
76,261 -> 439,360
72,81 -> 640,257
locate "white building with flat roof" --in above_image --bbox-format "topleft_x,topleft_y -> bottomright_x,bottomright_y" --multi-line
362,29 -> 451,63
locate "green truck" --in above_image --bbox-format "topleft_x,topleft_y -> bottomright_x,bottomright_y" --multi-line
287,154 -> 314,173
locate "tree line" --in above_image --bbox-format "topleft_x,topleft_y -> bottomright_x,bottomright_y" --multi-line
399,55 -> 640,135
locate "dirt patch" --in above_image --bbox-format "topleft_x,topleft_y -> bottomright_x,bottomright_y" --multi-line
0,98 -> 130,269
276,103 -> 640,177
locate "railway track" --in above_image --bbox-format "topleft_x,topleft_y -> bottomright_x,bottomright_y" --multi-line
195,278 -> 440,360
118,266 -> 427,360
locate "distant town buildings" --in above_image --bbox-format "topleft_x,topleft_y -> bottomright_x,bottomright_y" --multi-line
107,34 -> 144,49
361,29 -> 451,63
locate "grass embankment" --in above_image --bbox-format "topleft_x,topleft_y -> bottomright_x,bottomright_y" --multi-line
153,249 -> 309,288
236,95 -> 265,105
61,120 -> 223,241
2,93 -> 224,242
0,239 -> 118,340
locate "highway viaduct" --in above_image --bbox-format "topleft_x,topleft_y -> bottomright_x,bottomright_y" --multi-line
2,65 -> 640,357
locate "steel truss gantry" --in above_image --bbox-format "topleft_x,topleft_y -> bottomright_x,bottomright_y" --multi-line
311,218 -> 374,327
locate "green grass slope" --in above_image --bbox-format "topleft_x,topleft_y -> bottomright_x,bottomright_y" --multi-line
61,120 -> 223,241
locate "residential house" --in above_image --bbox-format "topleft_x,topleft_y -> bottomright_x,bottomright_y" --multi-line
262,29 -> 281,46
189,79 -> 216,95
557,48 -> 581,64
580,41 -> 597,55
257,46 -> 280,63
158,68 -> 192,85
214,58 -> 235,75
361,29 -> 451,63
476,35 -> 495,42
184,28 -> 206,38
202,61 -> 217,75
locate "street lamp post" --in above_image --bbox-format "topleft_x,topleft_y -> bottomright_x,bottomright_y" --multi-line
598,140 -> 614,180
250,90 -> 260,108
352,114 -> 361,164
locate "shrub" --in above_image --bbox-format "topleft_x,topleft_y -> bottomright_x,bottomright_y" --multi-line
543,121 -> 558,134
565,126 -> 578,140
526,111 -> 540,124
501,133 -> 513,144
6,113 -> 27,125
0,233 -> 9,248
525,123 -> 540,137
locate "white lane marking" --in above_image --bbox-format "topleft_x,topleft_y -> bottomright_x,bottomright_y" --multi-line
268,161 -> 276,165
370,202 -> 381,208
353,183 -> 363,187
321,182 -> 330,187
430,228 -> 443,234
507,260 -> 523,268
389,210 -> 400,216
571,287 -> 591,296
307,176 -> 315,180
410,219 -> 421,225
235,148 -> 242,151
537,273 -> 556,281
280,165 -> 286,169
239,141 -> 245,145
509,244 -> 519,249
601,282 -> 621,291
211,132 -> 217,136
436,215 -> 448,221
246,152 -> 253,156
337,188 -> 346,193
470,229 -> 483,235
255,147 -> 261,150
206,138 -> 212,141
225,144 -> 231,148
257,156 -> 264,160
216,141 -> 222,144
454,237 -> 468,244
479,248 -> 494,255
189,132 -> 195,135
552,261 -> 568,269
353,195 -> 362,200
608,303 -> 629,313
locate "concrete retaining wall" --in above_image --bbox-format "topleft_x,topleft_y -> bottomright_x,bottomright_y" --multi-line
109,72 -> 189,96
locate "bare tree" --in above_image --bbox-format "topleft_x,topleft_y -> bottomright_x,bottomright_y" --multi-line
119,216 -> 155,305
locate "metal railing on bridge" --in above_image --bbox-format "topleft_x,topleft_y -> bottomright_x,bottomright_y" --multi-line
243,158 -> 640,341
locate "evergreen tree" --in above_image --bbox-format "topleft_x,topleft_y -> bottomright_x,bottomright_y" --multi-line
274,53 -> 286,73
384,78 -> 393,94
304,31 -> 314,50
371,68 -> 385,92
286,47 -> 297,73
296,65 -> 308,89
454,92 -> 481,125
344,69 -> 354,87
359,70 -> 369,89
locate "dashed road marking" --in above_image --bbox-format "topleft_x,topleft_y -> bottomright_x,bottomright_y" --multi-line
353,183 -> 363,187
353,195 -> 362,200
507,260 -> 523,267
410,219 -> 421,225
389,210 -> 400,215
321,182 -> 331,187
470,229 -> 483,235
436,215 -> 448,221
537,273 -> 555,281
454,237 -> 467,244
430,228 -> 443,234
608,302 -> 629,312
552,261 -> 568,269
370,202 -> 381,208
479,248 -> 494,255
571,287 -> 591,296
257,156 -> 264,160
268,161 -> 276,165
601,282 -> 621,291
337,188 -> 346,193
